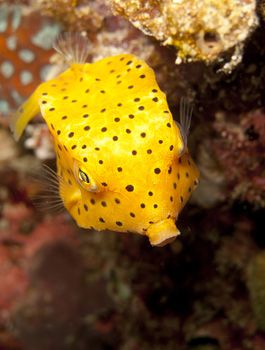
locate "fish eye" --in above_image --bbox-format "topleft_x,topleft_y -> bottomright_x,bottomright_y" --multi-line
78,169 -> 90,183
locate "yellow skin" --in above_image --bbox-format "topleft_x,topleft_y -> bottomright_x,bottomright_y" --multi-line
11,53 -> 199,246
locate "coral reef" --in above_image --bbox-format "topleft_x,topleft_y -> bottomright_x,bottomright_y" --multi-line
0,0 -> 265,349
110,0 -> 258,67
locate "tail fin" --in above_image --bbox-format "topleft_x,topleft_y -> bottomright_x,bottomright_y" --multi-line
10,89 -> 40,141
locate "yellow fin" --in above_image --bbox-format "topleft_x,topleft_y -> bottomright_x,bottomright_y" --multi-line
10,88 -> 41,141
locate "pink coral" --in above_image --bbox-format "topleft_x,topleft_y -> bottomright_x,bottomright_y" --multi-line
212,109 -> 265,207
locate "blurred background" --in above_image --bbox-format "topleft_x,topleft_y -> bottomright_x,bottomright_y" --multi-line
0,0 -> 264,349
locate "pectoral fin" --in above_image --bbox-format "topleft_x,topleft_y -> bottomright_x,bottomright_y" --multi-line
9,88 -> 41,141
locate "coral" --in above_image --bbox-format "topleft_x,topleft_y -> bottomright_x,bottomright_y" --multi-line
0,3 -> 59,114
247,252 -> 265,332
110,0 -> 258,66
24,124 -> 55,160
35,0 -> 107,32
211,109 -> 265,208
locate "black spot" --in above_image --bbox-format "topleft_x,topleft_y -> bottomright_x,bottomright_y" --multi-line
138,106 -> 144,111
164,110 -> 169,114
71,99 -> 77,103
51,124 -> 55,130
90,198 -> 96,205
186,172 -> 189,178
153,204 -> 158,208
99,217 -> 105,223
68,132 -> 74,138
83,157 -> 87,162
63,96 -> 68,100
95,147 -> 100,151
167,123 -> 171,128
64,145 -> 68,151
57,130 -> 61,135
152,89 -> 158,93
188,187 -> 192,192
120,57 -> 125,61
110,69 -> 115,73
180,196 -> 184,203
116,74 -> 121,78
100,90 -> 105,94
71,145 -> 77,150
82,145 -> 87,149
139,74 -> 145,78
177,173 -> 180,180
117,80 -> 121,84
116,221 -> 123,226
98,160 -> 103,165
113,136 -> 118,141
82,104 -> 88,108
170,196 -> 173,202
126,60 -> 132,65
84,126 -> 90,131
101,182 -> 108,187
148,191 -> 153,196
95,78 -> 101,81
147,149 -> 152,154
62,115 -> 67,120
117,103 -> 122,107
49,107 -> 55,111
170,145 -> 174,151
101,108 -> 106,113
173,182 -> 177,189
58,145 -> 62,151
154,168 -> 161,174
101,127 -> 107,132
140,132 -> 146,138
128,85 -> 134,89
117,167 -> 122,172
129,114 -> 134,119
168,167 -> 172,174
179,158 -> 182,164
134,98 -> 140,102
158,140 -> 163,144
245,124 -> 259,141
140,203 -> 145,208
126,185 -> 134,192
85,89 -> 90,93
126,129 -> 131,134
78,208 -> 80,215
127,68 -> 131,72
83,114 -> 89,118
101,201 -> 107,207
42,92 -> 48,96
84,204 -> 88,211
132,150 -> 137,155
130,212 -> 135,218
80,77 -> 83,82
149,221 -> 154,224
114,117 -> 120,122
152,97 -> 158,102
115,198 -> 120,204
136,64 -> 141,68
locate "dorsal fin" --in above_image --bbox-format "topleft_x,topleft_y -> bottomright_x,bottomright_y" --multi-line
53,32 -> 90,65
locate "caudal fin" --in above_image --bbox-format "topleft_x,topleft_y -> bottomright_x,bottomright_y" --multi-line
10,89 -> 41,141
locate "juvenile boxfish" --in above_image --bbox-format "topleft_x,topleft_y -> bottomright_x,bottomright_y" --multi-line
11,34 -> 199,246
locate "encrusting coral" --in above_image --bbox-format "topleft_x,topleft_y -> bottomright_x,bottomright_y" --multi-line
110,0 -> 258,68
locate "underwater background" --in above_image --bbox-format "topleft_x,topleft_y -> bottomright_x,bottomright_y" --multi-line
0,0 -> 264,349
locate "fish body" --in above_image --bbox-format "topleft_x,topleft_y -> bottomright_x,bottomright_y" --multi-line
11,36 -> 199,246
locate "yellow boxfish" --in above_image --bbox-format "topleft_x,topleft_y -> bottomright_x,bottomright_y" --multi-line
10,34 -> 199,246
